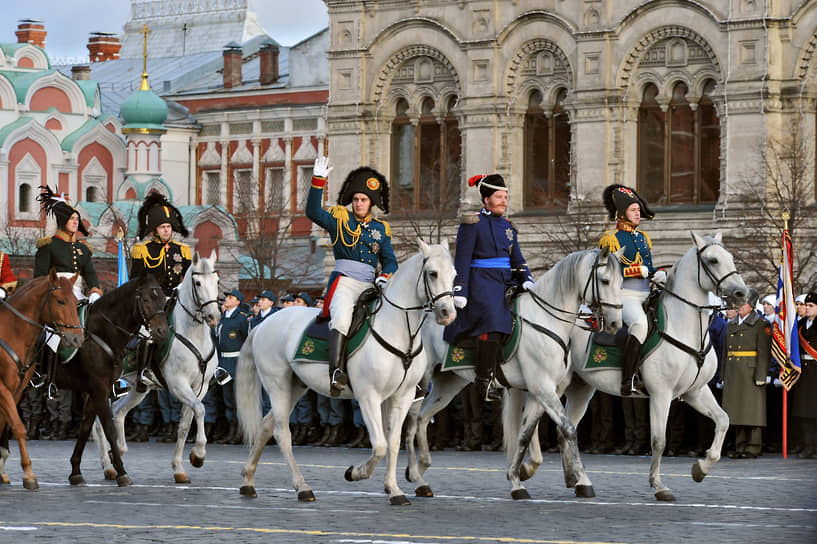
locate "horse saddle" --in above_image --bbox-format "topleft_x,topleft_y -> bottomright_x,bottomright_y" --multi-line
293,288 -> 380,364
121,313 -> 176,382
441,301 -> 521,372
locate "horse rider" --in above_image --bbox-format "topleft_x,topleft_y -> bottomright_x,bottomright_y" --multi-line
443,174 -> 534,402
599,184 -> 666,396
130,191 -> 192,392
249,289 -> 278,330
0,249 -> 17,299
306,156 -> 397,397
34,186 -> 103,396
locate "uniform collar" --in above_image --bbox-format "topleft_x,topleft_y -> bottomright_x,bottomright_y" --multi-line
152,234 -> 171,245
354,213 -> 373,224
55,230 -> 77,242
480,207 -> 499,217
616,219 -> 638,233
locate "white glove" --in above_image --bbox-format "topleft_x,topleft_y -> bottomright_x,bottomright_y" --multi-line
313,156 -> 332,178
716,381 -> 724,390
773,378 -> 783,388
755,380 -> 766,387
453,296 -> 467,309
639,265 -> 649,278
522,280 -> 535,291
0,287 -> 5,300
375,275 -> 388,289
765,375 -> 771,385
88,292 -> 101,304
651,270 -> 667,285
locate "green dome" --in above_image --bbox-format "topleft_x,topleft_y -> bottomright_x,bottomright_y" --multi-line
120,83 -> 168,131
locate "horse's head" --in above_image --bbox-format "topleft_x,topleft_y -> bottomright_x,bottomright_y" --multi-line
133,275 -> 170,342
689,231 -> 747,306
184,250 -> 220,327
592,247 -> 624,333
417,238 -> 457,326
47,269 -> 84,349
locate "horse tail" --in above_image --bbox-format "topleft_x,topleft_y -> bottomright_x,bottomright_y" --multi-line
236,329 -> 263,447
503,388 -> 526,465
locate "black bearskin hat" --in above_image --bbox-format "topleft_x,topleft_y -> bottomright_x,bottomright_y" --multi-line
37,185 -> 89,236
137,190 -> 189,239
602,184 -> 655,222
468,174 -> 507,202
337,167 -> 389,214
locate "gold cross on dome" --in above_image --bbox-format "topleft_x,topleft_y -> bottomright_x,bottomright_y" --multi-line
139,24 -> 152,91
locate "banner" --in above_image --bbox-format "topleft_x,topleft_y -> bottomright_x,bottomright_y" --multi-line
772,229 -> 800,390
117,236 -> 129,287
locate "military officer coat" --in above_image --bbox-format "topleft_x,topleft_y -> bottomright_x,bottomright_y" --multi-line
217,307 -> 249,359
249,307 -> 278,331
306,174 -> 397,289
722,311 -> 771,427
34,230 -> 101,295
443,208 -> 533,343
793,317 -> 817,419
599,220 -> 655,279
130,237 -> 192,297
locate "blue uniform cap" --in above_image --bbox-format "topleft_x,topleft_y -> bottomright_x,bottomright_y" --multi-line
258,289 -> 277,303
224,288 -> 244,303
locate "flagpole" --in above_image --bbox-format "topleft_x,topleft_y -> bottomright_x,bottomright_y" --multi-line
782,211 -> 789,460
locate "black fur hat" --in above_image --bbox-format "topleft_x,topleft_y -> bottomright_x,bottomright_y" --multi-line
337,167 -> 389,214
602,184 -> 655,221
468,174 -> 507,202
37,185 -> 89,236
137,190 -> 189,239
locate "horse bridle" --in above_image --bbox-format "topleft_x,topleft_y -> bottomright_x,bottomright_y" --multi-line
92,285 -> 168,358
177,270 -> 220,324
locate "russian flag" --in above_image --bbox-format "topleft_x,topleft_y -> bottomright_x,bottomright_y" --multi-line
772,229 -> 800,390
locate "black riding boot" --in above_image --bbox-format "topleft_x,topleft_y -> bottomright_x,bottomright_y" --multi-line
475,339 -> 502,402
620,334 -> 644,396
136,342 -> 157,393
328,329 -> 348,397
41,348 -> 59,400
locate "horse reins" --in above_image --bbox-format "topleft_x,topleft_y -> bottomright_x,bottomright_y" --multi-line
176,270 -> 220,324
173,268 -> 219,394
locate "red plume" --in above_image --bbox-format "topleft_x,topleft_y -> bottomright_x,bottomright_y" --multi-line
468,174 -> 486,187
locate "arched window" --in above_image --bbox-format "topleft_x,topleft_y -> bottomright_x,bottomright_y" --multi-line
638,81 -> 720,205
18,183 -> 31,213
523,89 -> 570,209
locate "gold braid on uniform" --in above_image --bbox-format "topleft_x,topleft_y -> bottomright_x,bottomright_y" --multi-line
371,218 -> 391,237
132,242 -> 165,269
328,205 -> 361,247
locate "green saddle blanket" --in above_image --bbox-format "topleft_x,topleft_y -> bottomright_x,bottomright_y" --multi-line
292,305 -> 374,364
583,299 -> 665,371
441,300 -> 522,371
122,313 -> 176,375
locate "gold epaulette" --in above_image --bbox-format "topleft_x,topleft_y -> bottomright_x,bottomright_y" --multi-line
329,205 -> 350,222
131,242 -> 148,260
172,240 -> 192,260
372,217 -> 391,237
461,212 -> 480,225
640,229 -> 652,249
36,236 -> 53,249
598,230 -> 621,252
80,240 -> 93,255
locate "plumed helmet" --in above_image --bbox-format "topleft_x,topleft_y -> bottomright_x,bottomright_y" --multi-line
137,190 -> 189,239
468,174 -> 507,202
37,185 -> 89,236
337,167 -> 389,214
602,184 -> 655,221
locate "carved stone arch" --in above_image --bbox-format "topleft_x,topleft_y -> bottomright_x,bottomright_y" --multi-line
116,178 -> 136,200
25,71 -> 88,115
81,156 -> 108,202
192,206 -> 237,243
796,26 -> 817,83
414,88 -> 441,116
691,72 -> 720,98
14,44 -> 48,70
384,88 -> 413,117
371,45 -> 461,108
662,71 -> 694,100
0,74 -> 16,110
145,179 -> 171,199
516,80 -> 548,109
617,26 -> 722,92
503,38 -> 573,102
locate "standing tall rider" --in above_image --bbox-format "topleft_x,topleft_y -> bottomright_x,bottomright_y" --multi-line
306,156 -> 397,397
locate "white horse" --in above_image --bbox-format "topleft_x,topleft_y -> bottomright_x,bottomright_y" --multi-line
512,232 -> 748,502
404,247 -> 624,500
236,239 -> 456,505
92,251 -> 221,483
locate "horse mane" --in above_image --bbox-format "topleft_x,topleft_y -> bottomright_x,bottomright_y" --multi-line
664,235 -> 722,291
94,274 -> 158,310
540,248 -> 599,301
8,275 -> 48,299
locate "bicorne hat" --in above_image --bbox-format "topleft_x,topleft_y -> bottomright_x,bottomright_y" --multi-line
37,185 -> 89,236
602,184 -> 655,221
337,167 -> 389,214
137,190 -> 189,239
468,174 -> 507,202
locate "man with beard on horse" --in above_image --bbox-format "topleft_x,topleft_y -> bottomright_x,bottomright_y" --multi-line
130,191 -> 191,392
443,174 -> 535,402
306,156 -> 397,397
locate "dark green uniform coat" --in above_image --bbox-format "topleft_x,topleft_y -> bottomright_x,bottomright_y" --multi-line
34,230 -> 101,295
723,311 -> 771,427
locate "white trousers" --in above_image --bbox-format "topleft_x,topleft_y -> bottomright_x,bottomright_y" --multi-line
622,287 -> 649,343
57,272 -> 87,301
329,275 -> 371,336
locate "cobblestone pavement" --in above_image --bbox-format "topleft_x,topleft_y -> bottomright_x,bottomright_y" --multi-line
0,439 -> 815,543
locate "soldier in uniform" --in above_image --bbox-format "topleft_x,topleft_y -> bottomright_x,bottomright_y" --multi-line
722,288 -> 771,458
249,289 -> 278,330
443,174 -> 534,402
306,156 -> 397,397
129,191 -> 192,391
793,292 -> 817,458
599,184 -> 666,396
0,250 -> 17,298
216,288 -> 249,444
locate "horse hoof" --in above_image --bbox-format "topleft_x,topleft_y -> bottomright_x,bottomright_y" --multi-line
23,478 -> 39,490
344,466 -> 354,482
389,495 -> 411,506
575,485 -> 595,498
511,488 -> 531,500
240,485 -> 257,498
116,474 -> 133,487
415,485 -> 433,497
691,461 -> 706,483
174,473 -> 191,484
655,489 -> 676,502
298,490 -> 316,502
405,466 -> 414,483
69,474 -> 86,486
104,468 -> 117,481
0,473 -> 10,484
190,452 -> 205,468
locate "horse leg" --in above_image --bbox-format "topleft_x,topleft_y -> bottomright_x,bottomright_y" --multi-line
647,392 -> 674,501
381,392 -> 415,505
172,405 -> 195,483
90,417 -> 116,481
682,386 -> 728,483
563,378 -> 596,428
0,425 -> 9,484
166,377 -> 207,482
112,388 -> 148,455
0,386 -> 37,489
344,393 -> 387,484
84,392 -> 131,487
504,389 -> 544,482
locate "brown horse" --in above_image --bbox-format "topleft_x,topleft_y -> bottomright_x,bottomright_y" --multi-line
0,270 -> 84,489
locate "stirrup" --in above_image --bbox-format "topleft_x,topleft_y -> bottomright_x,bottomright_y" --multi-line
412,384 -> 427,403
213,366 -> 232,386
139,368 -> 160,389
112,378 -> 130,399
484,379 -> 503,402
47,383 -> 59,401
30,372 -> 46,389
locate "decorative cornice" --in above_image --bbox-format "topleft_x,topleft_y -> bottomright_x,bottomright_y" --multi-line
371,45 -> 460,106
504,38 -> 572,98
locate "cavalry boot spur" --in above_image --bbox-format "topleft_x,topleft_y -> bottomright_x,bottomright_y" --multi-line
328,329 -> 348,397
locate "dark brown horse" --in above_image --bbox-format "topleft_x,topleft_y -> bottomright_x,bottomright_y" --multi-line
0,270 -> 84,489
